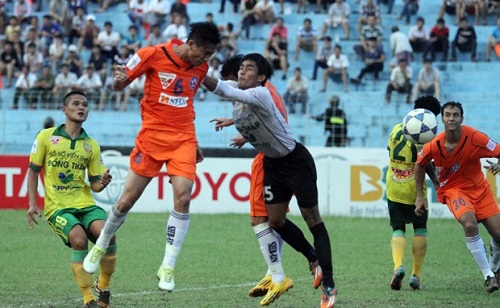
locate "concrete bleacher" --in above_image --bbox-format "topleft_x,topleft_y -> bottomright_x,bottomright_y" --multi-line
1,0 -> 500,154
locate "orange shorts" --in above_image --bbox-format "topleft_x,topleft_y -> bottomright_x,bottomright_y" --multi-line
443,186 -> 500,221
494,45 -> 500,58
249,153 -> 289,217
130,128 -> 197,181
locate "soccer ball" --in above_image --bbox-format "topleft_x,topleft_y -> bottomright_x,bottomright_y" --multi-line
402,108 -> 438,144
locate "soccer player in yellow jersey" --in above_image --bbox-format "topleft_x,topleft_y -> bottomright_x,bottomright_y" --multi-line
386,95 -> 441,291
27,91 -> 114,308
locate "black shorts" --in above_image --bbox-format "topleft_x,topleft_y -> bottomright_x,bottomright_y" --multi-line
388,199 -> 427,229
263,143 -> 318,208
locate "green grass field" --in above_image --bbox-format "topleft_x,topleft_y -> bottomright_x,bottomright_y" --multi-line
1,210 -> 499,308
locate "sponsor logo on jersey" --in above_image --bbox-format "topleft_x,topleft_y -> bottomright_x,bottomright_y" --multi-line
83,142 -> 92,154
159,93 -> 188,107
50,136 -> 61,145
31,140 -> 38,154
487,139 -> 496,151
158,72 -> 176,89
126,54 -> 141,70
189,76 -> 198,90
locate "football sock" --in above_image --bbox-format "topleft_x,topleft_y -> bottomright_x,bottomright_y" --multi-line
96,206 -> 127,250
253,222 -> 285,283
161,210 -> 190,269
412,229 -> 428,276
391,230 -> 407,271
71,250 -> 94,304
310,222 -> 334,288
466,235 -> 494,279
489,238 -> 500,272
274,219 -> 317,262
98,244 -> 117,290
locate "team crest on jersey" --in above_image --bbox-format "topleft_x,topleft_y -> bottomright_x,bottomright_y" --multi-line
189,77 -> 198,90
487,139 -> 497,151
159,72 -> 176,89
50,136 -> 61,145
83,142 -> 92,154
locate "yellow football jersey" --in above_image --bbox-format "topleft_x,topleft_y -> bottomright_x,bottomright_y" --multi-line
29,125 -> 104,218
386,123 -> 427,205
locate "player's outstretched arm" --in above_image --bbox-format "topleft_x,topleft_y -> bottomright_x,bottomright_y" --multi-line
27,168 -> 42,229
91,169 -> 112,193
112,65 -> 132,90
424,161 -> 439,190
210,118 -> 234,131
414,163 -> 428,217
484,159 -> 500,176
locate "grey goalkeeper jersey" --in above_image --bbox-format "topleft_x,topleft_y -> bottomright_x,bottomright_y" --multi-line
214,80 -> 296,158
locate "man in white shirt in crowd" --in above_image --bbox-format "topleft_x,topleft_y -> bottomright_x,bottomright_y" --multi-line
74,64 -> 103,108
385,58 -> 413,104
411,58 -> 440,102
321,0 -> 351,40
390,25 -> 413,66
53,63 -> 78,109
97,21 -> 121,61
284,67 -> 308,114
163,14 -> 187,42
408,17 -> 430,54
320,44 -> 349,93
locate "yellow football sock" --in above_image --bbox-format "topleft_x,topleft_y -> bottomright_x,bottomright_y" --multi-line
71,262 -> 94,304
391,232 -> 407,271
98,245 -> 117,290
412,232 -> 428,277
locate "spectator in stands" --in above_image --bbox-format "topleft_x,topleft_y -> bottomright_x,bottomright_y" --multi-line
357,0 -> 381,36
128,0 -> 148,36
284,67 -> 309,114
241,0 -> 258,40
264,33 -> 288,80
350,36 -> 385,84
488,0 -> 500,16
53,63 -> 78,109
147,24 -> 168,45
95,0 -> 125,13
216,34 -> 236,63
13,0 -> 32,25
397,0 -> 419,25
88,45 -> 107,83
0,0 -> 6,34
199,57 -> 222,101
408,17 -> 430,54
451,17 -> 477,61
390,25 -> 413,65
113,46 -> 133,67
456,0 -> 487,25
97,21 -> 121,61
163,14 -> 188,42
378,0 -> 396,14
78,14 -> 100,51
312,36 -> 334,81
385,58 -> 413,104
254,0 -> 275,24
12,65 -> 37,109
424,18 -> 449,62
23,43 -> 43,75
32,66 -> 55,109
69,6 -> 86,45
205,12 -> 217,28
122,75 -> 145,111
122,25 -> 142,53
486,16 -> 500,61
354,13 -> 384,60
49,0 -> 69,31
320,44 -> 349,93
48,34 -> 66,74
310,95 -> 348,147
9,32 -> 25,66
40,15 -> 62,57
24,28 -> 42,52
43,116 -> 55,128
294,18 -> 318,61
63,45 -> 83,77
438,0 -> 458,21
21,16 -> 39,41
98,68 -> 122,111
0,41 -> 22,88
145,0 -> 171,30
68,0 -> 87,16
411,58 -> 440,102
170,0 -> 189,24
225,23 -> 241,52
219,0 -> 239,13
5,16 -> 21,42
74,64 -> 103,108
321,0 -> 351,40
268,17 -> 288,43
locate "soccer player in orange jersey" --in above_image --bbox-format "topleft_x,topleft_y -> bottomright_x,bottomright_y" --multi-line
415,101 -> 500,293
210,55 -> 323,306
83,22 -> 221,292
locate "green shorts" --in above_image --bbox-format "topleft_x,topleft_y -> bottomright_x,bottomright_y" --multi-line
47,205 -> 107,247
388,199 -> 427,229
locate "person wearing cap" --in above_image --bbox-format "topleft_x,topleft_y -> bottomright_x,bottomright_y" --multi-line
423,18 -> 449,62
78,14 -> 100,52
63,44 -> 83,76
312,36 -> 333,81
310,95 -> 348,147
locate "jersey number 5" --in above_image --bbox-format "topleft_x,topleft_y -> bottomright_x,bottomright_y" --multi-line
264,186 -> 274,202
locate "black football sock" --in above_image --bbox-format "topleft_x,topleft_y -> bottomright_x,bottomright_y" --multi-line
273,219 -> 317,263
310,222 -> 335,288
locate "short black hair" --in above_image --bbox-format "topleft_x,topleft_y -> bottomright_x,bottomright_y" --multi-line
414,95 -> 441,116
441,101 -> 464,117
187,22 -> 221,47
63,91 -> 87,106
220,54 -> 243,80
104,21 -> 112,27
241,53 -> 273,86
